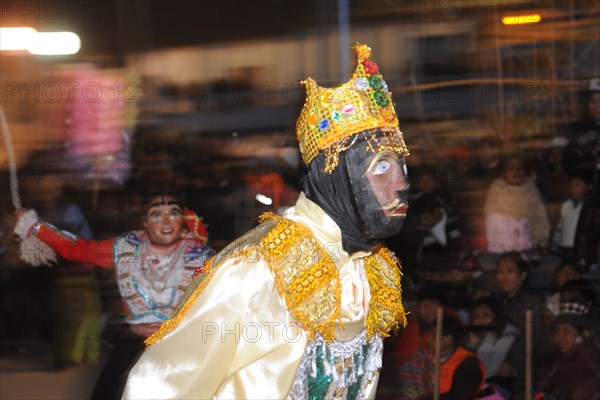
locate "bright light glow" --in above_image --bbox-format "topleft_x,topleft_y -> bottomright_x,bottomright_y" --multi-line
502,14 -> 542,25
255,194 -> 273,206
28,32 -> 81,55
0,27 -> 37,51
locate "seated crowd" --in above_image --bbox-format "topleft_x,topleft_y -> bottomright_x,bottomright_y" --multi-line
383,131 -> 600,400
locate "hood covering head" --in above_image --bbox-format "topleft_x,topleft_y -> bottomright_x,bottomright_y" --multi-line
304,129 -> 409,254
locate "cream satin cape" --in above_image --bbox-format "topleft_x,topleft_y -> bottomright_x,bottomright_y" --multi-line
123,193 -> 380,399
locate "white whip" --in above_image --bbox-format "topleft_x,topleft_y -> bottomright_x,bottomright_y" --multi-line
1,105 -> 56,266
0,105 -> 22,209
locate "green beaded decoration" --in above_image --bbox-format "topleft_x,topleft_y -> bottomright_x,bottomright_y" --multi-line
307,346 -> 333,400
367,76 -> 383,91
373,91 -> 389,107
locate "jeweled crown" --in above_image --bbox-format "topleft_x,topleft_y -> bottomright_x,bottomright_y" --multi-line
296,43 -> 408,172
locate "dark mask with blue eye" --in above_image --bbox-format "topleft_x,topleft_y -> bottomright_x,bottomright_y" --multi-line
303,130 -> 409,253
343,134 -> 409,240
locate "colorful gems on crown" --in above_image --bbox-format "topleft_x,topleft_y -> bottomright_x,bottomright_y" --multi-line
362,59 -> 379,75
355,77 -> 368,91
373,91 -> 389,107
319,119 -> 330,130
368,76 -> 383,91
331,110 -> 342,122
342,105 -> 356,114
295,43 -> 409,172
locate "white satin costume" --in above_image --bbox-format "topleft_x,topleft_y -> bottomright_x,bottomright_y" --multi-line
123,193 -> 406,399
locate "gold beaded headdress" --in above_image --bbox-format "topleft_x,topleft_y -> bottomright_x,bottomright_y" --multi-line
296,43 -> 409,173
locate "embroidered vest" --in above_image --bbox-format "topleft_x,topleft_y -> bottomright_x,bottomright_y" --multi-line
114,231 -> 212,324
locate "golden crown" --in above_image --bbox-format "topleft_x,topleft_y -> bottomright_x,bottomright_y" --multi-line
296,43 -> 409,172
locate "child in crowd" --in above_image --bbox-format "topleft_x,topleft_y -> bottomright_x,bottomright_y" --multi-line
535,136 -> 569,226
470,271 -> 501,301
410,164 -> 452,210
484,153 -> 550,255
392,281 -> 446,367
411,193 -> 467,272
551,169 -> 600,271
398,315 -> 486,400
468,296 -> 523,395
545,262 -> 581,318
535,302 -> 600,399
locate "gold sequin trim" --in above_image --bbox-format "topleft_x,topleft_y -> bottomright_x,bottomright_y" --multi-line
364,247 -> 407,339
322,127 -> 409,174
259,212 -> 342,342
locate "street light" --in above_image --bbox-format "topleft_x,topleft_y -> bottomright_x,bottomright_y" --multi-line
502,14 -> 542,25
28,32 -> 81,55
0,27 -> 81,55
0,27 -> 36,51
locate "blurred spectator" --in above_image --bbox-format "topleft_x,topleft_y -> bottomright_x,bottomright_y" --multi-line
410,164 -> 452,210
569,78 -> 600,140
411,193 -> 468,276
495,252 -> 553,376
393,281 -> 446,367
566,79 -> 600,164
545,262 -> 582,318
471,271 -> 501,301
467,296 -> 523,395
535,302 -> 600,399
22,168 -> 102,368
398,314 -> 486,400
495,253 -> 546,336
484,152 -> 550,255
535,136 -> 569,226
456,135 -> 503,249
551,168 -> 600,271
559,279 -> 598,322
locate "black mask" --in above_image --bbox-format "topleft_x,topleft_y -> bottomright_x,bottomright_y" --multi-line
303,131 -> 409,253
343,135 -> 409,239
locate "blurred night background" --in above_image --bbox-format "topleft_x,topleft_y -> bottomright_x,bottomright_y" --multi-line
1,0 -> 599,399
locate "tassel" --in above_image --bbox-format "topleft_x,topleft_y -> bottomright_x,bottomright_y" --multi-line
338,368 -> 346,388
348,360 -> 357,386
310,349 -> 317,378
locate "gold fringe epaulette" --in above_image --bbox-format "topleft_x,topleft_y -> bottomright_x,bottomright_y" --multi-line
258,212 -> 342,342
364,247 -> 407,338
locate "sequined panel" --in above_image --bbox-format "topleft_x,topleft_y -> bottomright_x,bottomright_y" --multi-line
260,212 -> 341,341
364,247 -> 407,339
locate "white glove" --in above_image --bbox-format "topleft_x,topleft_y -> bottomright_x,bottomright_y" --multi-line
14,209 -> 39,239
14,209 -> 57,267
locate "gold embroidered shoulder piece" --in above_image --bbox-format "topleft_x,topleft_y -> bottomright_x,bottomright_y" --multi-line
258,212 -> 342,342
364,246 -> 407,339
